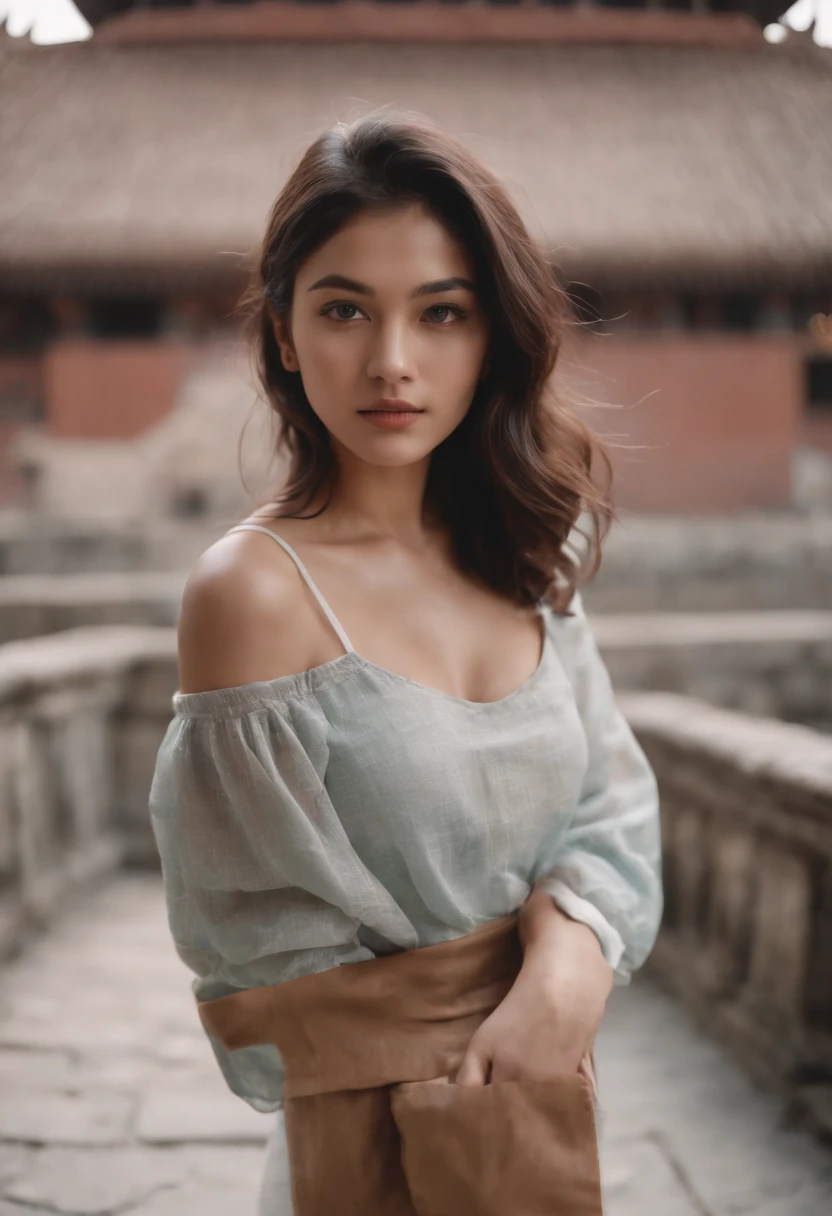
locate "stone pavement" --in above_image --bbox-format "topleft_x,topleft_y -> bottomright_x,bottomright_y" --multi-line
1,875 -> 831,1216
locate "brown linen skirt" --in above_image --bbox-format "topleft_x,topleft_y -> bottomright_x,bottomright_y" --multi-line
197,914 -> 604,1216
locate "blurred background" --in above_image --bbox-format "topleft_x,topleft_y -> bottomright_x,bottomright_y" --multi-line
0,3 -> 831,1213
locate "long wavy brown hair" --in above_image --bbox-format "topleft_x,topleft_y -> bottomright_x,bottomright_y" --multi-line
239,110 -> 614,613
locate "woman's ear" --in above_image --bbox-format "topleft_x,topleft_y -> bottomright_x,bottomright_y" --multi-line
271,314 -> 300,373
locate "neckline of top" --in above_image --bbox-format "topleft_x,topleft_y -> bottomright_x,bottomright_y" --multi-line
173,602 -> 553,717
358,601 -> 551,708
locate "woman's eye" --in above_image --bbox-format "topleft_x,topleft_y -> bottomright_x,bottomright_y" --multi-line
424,304 -> 465,324
322,302 -> 363,321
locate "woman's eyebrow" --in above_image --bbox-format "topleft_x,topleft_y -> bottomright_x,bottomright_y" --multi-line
413,277 -> 478,297
308,274 -> 373,295
307,274 -> 477,297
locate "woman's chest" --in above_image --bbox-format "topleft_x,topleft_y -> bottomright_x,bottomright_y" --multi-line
321,670 -> 588,871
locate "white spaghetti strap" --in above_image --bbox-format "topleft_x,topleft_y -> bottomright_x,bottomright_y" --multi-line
225,524 -> 355,655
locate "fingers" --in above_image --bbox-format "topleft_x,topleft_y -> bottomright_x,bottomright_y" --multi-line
457,1049 -> 589,1087
455,1046 -> 490,1087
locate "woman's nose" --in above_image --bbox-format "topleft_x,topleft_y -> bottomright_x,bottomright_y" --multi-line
365,320 -> 416,385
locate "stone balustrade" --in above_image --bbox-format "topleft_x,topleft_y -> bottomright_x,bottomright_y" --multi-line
594,611 -> 832,732
0,515 -> 222,575
0,572 -> 185,644
584,513 -> 832,613
622,691 -> 832,1135
0,583 -> 830,732
0,626 -> 177,958
0,512 -> 830,612
2,623 -> 831,1135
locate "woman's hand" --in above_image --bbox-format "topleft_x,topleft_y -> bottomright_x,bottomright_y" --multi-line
455,887 -> 614,1086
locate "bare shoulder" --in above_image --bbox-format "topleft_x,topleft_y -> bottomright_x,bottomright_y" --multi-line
177,527 -> 322,694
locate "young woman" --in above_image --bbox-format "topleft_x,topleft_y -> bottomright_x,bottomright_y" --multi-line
150,112 -> 662,1216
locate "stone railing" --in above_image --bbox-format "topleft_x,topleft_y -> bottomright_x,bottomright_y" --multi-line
0,515 -> 222,575
3,621 -> 831,1140
623,691 -> 832,1137
584,513 -> 832,613
0,590 -> 829,733
0,573 -> 184,644
1,512 -> 830,612
0,626 -> 177,959
595,611 -> 832,732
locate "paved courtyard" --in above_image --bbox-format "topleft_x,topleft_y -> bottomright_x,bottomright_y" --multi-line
1,874 -> 831,1215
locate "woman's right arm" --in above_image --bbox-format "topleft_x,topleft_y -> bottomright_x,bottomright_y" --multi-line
149,535 -> 412,1110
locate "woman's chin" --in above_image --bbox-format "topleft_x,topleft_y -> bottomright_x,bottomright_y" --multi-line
338,432 -> 438,469
363,447 -> 433,470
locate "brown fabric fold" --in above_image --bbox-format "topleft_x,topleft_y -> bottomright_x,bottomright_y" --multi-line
198,915 -> 604,1215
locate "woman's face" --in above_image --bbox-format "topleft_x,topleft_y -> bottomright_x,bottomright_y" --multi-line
273,203 -> 491,468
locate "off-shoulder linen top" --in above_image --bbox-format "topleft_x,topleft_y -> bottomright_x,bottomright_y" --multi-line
149,524 -> 663,1114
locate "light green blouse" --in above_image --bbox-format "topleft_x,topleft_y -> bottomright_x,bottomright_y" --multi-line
149,525 -> 662,1112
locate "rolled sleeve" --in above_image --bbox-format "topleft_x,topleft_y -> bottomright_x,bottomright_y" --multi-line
538,592 -> 663,985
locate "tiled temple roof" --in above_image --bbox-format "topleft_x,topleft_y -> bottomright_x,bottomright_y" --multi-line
1,36 -> 830,291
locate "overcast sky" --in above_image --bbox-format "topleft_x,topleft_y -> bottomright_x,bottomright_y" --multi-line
0,0 -> 830,48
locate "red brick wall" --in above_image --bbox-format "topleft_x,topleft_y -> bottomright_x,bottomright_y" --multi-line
564,334 -> 802,513
5,332 -> 811,513
44,339 -> 200,439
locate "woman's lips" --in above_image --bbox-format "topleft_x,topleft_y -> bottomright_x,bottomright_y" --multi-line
357,407 -> 425,430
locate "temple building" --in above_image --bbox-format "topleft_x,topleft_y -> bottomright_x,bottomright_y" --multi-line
1,0 -> 830,515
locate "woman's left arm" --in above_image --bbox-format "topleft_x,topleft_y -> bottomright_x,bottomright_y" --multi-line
534,589 -> 664,985
457,591 -> 662,1085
